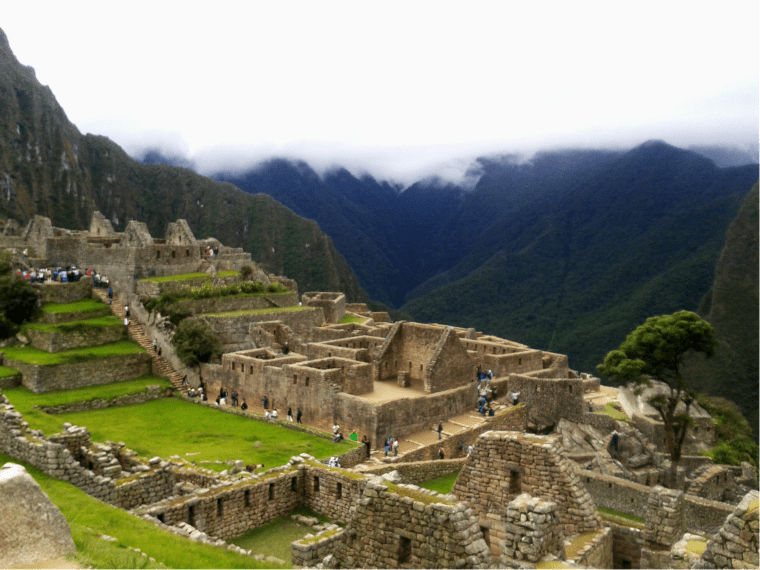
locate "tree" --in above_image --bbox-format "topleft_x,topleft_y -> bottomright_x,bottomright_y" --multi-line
597,310 -> 718,484
0,251 -> 39,338
172,318 -> 221,369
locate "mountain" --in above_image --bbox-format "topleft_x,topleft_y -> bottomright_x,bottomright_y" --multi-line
0,28 -> 368,301
684,182 -> 759,438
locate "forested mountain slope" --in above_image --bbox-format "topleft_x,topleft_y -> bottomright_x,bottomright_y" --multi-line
0,28 -> 368,301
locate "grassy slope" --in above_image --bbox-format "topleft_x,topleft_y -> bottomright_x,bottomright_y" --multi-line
3,391 -> 356,470
1,340 -> 144,365
0,451 -> 286,569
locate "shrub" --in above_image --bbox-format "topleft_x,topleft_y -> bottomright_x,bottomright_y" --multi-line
172,318 -> 221,368
240,264 -> 254,280
697,393 -> 759,469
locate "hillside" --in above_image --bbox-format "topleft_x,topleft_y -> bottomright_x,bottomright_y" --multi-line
0,28 -> 368,301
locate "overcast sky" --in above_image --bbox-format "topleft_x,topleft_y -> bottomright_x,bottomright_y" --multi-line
3,1 -> 758,184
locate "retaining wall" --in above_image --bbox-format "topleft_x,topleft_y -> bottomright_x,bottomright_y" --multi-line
25,322 -> 127,353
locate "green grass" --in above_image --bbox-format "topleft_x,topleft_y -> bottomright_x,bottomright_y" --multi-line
0,451 -> 283,569
418,470 -> 460,494
205,306 -> 314,318
337,315 -> 365,324
564,531 -> 600,559
3,396 -> 357,470
0,365 -> 20,378
597,507 -> 644,525
140,273 -> 213,283
217,270 -> 240,277
41,299 -> 108,313
23,315 -> 123,333
1,340 -> 145,366
3,377 -> 172,434
384,482 -> 454,505
595,402 -> 632,423
229,507 -> 331,562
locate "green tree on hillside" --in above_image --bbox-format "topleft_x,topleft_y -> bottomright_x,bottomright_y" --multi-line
172,318 -> 221,369
597,310 -> 717,485
0,251 -> 39,338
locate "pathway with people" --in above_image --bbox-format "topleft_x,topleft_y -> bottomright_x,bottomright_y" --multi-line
93,288 -> 188,395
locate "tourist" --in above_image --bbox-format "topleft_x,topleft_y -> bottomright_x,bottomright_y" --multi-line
123,317 -> 129,328
265,410 -> 271,418
393,438 -> 399,456
283,341 -> 289,355
287,407 -> 293,421
438,448 -> 445,460
262,396 -> 268,410
611,431 -> 619,455
296,408 -> 302,424
512,391 -> 520,406
333,423 -> 340,435
188,388 -> 196,398
107,286 -> 112,304
124,305 -> 130,318
231,391 -> 239,407
437,422 -> 443,440
271,409 -> 278,418
362,435 -> 370,458
468,445 -> 473,454
488,406 -> 495,417
241,399 -> 248,411
153,339 -> 158,352
385,440 -> 391,457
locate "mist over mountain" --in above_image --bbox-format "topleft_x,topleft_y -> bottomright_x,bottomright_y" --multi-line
0,27 -> 368,301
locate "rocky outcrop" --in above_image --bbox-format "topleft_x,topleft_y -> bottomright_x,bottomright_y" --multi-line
0,462 -> 76,567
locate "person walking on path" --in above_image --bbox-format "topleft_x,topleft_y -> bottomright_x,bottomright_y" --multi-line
438,448 -> 445,460
287,407 -> 293,422
296,408 -> 302,424
262,396 -> 268,410
437,422 -> 443,440
512,391 -> 520,406
393,438 -> 399,456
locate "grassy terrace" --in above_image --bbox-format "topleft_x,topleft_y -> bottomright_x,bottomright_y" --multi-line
140,270 -> 239,284
204,306 -> 314,318
230,507 -> 333,562
337,314 -> 366,324
41,299 -> 109,313
2,390 -> 357,471
0,451 -> 283,569
419,470 -> 460,495
0,365 -> 20,378
23,315 -> 123,333
0,340 -> 145,366
595,402 -> 632,423
597,506 -> 645,527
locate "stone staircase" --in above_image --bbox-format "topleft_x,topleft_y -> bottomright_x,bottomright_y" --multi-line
92,289 -> 188,395
352,402 -> 510,471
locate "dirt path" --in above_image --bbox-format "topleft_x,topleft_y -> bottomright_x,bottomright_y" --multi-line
8,558 -> 87,570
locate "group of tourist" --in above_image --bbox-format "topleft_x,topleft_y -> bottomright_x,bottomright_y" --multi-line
262,395 -> 303,424
383,436 -> 400,456
17,265 -> 113,289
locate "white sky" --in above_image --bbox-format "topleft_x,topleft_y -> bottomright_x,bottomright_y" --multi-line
3,1 -> 758,184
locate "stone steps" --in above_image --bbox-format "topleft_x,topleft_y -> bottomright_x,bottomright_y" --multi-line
92,289 -> 188,394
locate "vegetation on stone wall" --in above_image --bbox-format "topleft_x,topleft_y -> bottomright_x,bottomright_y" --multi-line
0,251 -> 39,338
696,394 -> 759,469
143,280 -> 289,324
1,340 -> 145,366
172,318 -> 221,368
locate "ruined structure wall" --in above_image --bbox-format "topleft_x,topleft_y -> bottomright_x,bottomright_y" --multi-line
202,308 -> 324,348
166,292 -> 299,316
698,490 -> 759,570
25,323 -> 126,353
301,292 -> 345,324
607,521 -> 643,570
38,279 -> 93,304
331,394 -> 379,448
361,458 -> 467,485
307,342 -> 371,364
687,465 -> 736,501
508,373 -> 586,423
332,479 -> 490,569
5,353 -> 152,393
303,464 -> 369,524
453,432 -> 601,537
427,327 -> 478,393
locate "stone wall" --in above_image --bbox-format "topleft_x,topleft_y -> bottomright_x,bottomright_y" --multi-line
302,292 -> 345,324
362,458 -> 466,485
303,463 -> 370,524
5,352 -> 152,393
683,494 -> 735,536
507,373 -> 587,424
25,321 -> 126,352
40,306 -> 111,324
453,432 -> 602,538
698,490 -> 759,569
202,307 -> 324,349
166,291 -> 299,316
607,520 -> 643,569
40,385 -> 173,414
292,528 -> 345,567
37,279 -> 92,304
332,478 -> 491,569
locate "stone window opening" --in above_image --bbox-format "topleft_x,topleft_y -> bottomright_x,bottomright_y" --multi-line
269,483 -> 275,501
188,505 -> 195,526
419,364 -> 423,373
216,498 -> 223,517
232,362 -> 235,371
156,250 -> 160,259
336,482 -> 342,498
186,248 -> 190,257
293,374 -> 297,385
398,536 -> 412,564
305,377 -> 310,387
518,358 -> 522,365
244,489 -> 250,507
291,477 -> 297,492
480,526 -> 491,549
157,513 -> 165,524
171,250 -> 176,259
249,366 -> 253,374
569,385 -> 573,392
314,476 -> 320,492
509,469 -> 521,495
